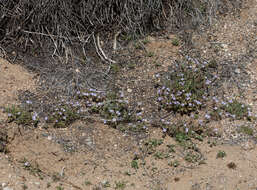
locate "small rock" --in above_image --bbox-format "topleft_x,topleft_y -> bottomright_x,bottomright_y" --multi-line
235,68 -> 240,74
34,182 -> 40,187
127,89 -> 132,93
1,183 -> 7,188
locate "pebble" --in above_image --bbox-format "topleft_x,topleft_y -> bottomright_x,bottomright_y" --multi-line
235,68 -> 241,74
1,183 -> 7,187
127,88 -> 132,93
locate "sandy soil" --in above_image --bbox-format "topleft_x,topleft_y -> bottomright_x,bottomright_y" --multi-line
0,0 -> 256,189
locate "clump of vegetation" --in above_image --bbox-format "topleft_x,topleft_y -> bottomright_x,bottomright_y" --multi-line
5,104 -> 39,127
157,59 -> 212,115
88,91 -> 134,127
46,104 -> 80,128
221,100 -> 252,120
144,138 -> 163,154
216,150 -> 226,158
163,121 -> 204,144
238,125 -> 254,136
115,181 -> 126,190
131,160 -> 139,169
172,38 -> 180,46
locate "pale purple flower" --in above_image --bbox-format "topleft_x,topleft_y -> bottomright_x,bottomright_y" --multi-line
185,128 -> 189,133
32,112 -> 38,121
158,97 -> 163,101
162,128 -> 167,133
116,111 -> 121,116
205,80 -> 211,85
205,114 -> 211,120
26,100 -> 32,104
194,100 -> 202,105
136,112 -> 142,116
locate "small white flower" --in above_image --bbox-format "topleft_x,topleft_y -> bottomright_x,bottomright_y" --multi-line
205,114 -> 211,120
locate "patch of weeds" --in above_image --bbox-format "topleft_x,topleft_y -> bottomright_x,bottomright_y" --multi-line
221,100 -> 251,120
154,151 -> 166,159
102,181 -> 111,188
51,173 -> 61,182
157,59 -> 211,115
210,107 -> 223,121
134,42 -> 143,50
238,126 -> 254,136
56,186 -> 64,190
124,171 -> 132,176
142,38 -> 150,44
154,61 -> 162,67
84,90 -> 137,128
127,63 -> 136,69
146,51 -> 154,57
216,150 -> 226,159
84,180 -> 92,186
110,64 -> 120,73
144,139 -> 163,154
19,158 -> 44,178
121,33 -> 133,41
167,144 -> 176,153
184,151 -> 201,163
164,122 -> 190,142
117,122 -> 147,133
168,160 -> 180,167
115,181 -> 126,190
47,104 -> 80,128
5,105 -> 39,127
172,38 -> 180,46
207,140 -> 217,147
131,160 -> 139,169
